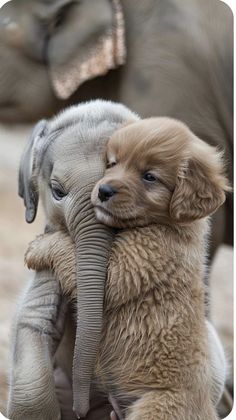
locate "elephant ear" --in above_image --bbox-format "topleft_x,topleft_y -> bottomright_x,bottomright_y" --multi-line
18,120 -> 47,223
47,0 -> 126,99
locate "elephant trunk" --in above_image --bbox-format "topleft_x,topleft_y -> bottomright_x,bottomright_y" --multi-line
67,192 -> 114,418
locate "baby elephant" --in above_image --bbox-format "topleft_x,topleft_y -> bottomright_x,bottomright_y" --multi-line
8,100 -> 140,419
26,117 -> 229,419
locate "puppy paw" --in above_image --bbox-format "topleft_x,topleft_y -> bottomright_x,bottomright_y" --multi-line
25,234 -> 51,271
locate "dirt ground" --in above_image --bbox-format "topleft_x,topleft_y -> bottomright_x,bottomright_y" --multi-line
0,123 -> 233,418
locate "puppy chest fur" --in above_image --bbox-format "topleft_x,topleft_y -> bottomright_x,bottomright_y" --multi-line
26,220 -> 211,410
96,222 -> 210,401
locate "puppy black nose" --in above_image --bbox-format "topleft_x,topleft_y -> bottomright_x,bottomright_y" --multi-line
98,184 -> 116,202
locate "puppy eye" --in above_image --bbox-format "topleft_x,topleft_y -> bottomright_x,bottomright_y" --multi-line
142,172 -> 157,182
107,161 -> 117,169
50,182 -> 67,201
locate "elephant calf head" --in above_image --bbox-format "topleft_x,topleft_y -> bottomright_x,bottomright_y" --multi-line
18,99 -> 138,417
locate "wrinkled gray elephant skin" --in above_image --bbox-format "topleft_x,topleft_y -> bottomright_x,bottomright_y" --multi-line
8,100 -> 139,419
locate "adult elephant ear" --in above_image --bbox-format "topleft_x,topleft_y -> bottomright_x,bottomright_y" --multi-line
48,0 -> 126,99
18,120 -> 47,223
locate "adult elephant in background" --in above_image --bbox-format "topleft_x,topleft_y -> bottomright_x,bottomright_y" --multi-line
0,0 -> 233,253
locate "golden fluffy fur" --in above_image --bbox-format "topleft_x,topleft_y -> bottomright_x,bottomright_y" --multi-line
26,118 -> 229,419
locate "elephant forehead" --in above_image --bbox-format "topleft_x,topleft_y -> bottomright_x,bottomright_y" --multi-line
41,125 -> 110,187
40,106 -> 135,184
52,154 -> 105,184
50,123 -> 110,158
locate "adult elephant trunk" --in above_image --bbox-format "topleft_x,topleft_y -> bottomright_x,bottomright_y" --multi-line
66,187 -> 114,418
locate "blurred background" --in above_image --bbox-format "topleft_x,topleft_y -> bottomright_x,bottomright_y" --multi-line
0,0 -> 233,418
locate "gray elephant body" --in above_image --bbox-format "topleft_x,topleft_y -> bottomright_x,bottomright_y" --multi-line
0,0 -> 233,252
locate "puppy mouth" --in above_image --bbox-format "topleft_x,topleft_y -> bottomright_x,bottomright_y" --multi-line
94,205 -> 115,218
94,205 -> 138,224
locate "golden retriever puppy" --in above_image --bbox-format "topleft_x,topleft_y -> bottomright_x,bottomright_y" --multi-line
26,118 -> 229,419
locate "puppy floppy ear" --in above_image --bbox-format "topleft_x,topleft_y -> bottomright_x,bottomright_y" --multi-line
18,120 -> 47,223
169,140 -> 230,223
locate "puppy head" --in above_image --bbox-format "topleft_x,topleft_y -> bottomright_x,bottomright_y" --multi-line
91,118 -> 230,228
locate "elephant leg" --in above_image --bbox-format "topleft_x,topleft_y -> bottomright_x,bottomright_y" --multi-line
7,270 -> 66,420
54,308 -> 113,420
54,366 -> 77,420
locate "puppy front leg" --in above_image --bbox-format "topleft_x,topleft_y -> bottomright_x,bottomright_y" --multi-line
125,390 -> 182,420
25,231 -> 76,299
124,390 -> 219,420
7,271 -> 66,420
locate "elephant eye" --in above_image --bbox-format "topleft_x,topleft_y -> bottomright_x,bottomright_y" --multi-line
50,181 -> 67,201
